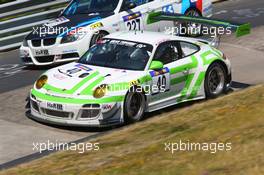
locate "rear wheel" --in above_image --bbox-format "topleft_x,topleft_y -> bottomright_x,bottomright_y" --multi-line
124,88 -> 146,123
182,9 -> 203,37
205,62 -> 227,98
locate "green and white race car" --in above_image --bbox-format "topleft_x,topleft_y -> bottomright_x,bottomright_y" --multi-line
28,13 -> 250,127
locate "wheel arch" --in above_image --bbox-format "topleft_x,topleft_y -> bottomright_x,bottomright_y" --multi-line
89,30 -> 110,47
97,30 -> 110,35
207,59 -> 229,76
124,85 -> 147,102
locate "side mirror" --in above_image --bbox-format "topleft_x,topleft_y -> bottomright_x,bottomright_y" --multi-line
122,1 -> 137,11
149,61 -> 164,71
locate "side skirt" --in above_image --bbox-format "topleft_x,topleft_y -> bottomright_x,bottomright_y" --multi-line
147,95 -> 205,113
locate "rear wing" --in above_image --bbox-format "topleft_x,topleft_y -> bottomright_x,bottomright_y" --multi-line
147,12 -> 251,38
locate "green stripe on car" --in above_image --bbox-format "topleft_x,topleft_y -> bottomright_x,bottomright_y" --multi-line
43,71 -> 99,95
170,55 -> 198,75
188,72 -> 206,99
201,50 -> 221,65
80,76 -> 105,95
32,89 -> 124,104
171,75 -> 188,85
177,73 -> 195,102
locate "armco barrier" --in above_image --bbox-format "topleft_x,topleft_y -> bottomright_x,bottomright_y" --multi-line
0,0 -> 224,52
0,0 -> 69,52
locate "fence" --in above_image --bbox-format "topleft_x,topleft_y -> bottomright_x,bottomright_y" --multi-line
0,0 -> 223,52
0,0 -> 69,52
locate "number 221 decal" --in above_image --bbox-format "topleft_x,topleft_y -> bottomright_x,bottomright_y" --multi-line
126,19 -> 141,31
123,12 -> 142,31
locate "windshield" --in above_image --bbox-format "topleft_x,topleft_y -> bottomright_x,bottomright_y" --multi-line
78,39 -> 153,71
63,0 -> 119,16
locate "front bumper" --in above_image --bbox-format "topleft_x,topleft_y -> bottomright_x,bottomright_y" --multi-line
20,35 -> 92,66
29,94 -> 123,127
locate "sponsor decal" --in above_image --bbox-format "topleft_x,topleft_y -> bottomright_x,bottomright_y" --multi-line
129,80 -> 140,86
45,16 -> 70,27
102,104 -> 113,110
101,103 -> 115,113
75,64 -> 92,72
162,5 -> 174,13
58,68 -> 81,77
47,102 -> 64,111
63,49 -> 78,54
150,67 -> 170,77
90,22 -> 104,29
122,12 -> 142,22
53,73 -> 67,80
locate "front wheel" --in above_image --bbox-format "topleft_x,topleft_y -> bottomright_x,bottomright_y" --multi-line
124,89 -> 146,123
205,63 -> 227,98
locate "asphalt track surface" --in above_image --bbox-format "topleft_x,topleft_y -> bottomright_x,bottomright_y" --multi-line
0,0 -> 264,93
0,0 -> 264,169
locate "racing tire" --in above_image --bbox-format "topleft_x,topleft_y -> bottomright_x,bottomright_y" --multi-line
204,62 -> 227,99
182,9 -> 203,37
124,88 -> 146,123
90,31 -> 108,47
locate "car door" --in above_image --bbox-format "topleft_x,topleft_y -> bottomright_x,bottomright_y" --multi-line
147,40 -> 198,110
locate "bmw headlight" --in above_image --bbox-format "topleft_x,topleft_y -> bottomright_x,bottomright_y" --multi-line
93,84 -> 108,99
61,28 -> 86,44
36,75 -> 48,89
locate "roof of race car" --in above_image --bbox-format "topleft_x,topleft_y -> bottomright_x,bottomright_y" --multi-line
105,31 -> 196,46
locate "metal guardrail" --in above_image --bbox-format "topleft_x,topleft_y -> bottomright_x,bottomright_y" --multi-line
0,0 -> 222,52
0,0 -> 70,52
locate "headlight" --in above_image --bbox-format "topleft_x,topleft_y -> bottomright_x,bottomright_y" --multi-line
36,75 -> 48,89
22,39 -> 29,47
61,28 -> 86,44
93,84 -> 108,99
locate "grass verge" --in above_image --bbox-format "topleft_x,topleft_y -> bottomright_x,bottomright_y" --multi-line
1,85 -> 264,175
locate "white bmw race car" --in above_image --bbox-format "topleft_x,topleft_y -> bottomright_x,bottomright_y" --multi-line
20,0 -> 212,66
27,12 -> 251,127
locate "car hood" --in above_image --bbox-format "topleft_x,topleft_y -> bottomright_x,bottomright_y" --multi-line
42,62 -> 145,95
26,12 -> 113,40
